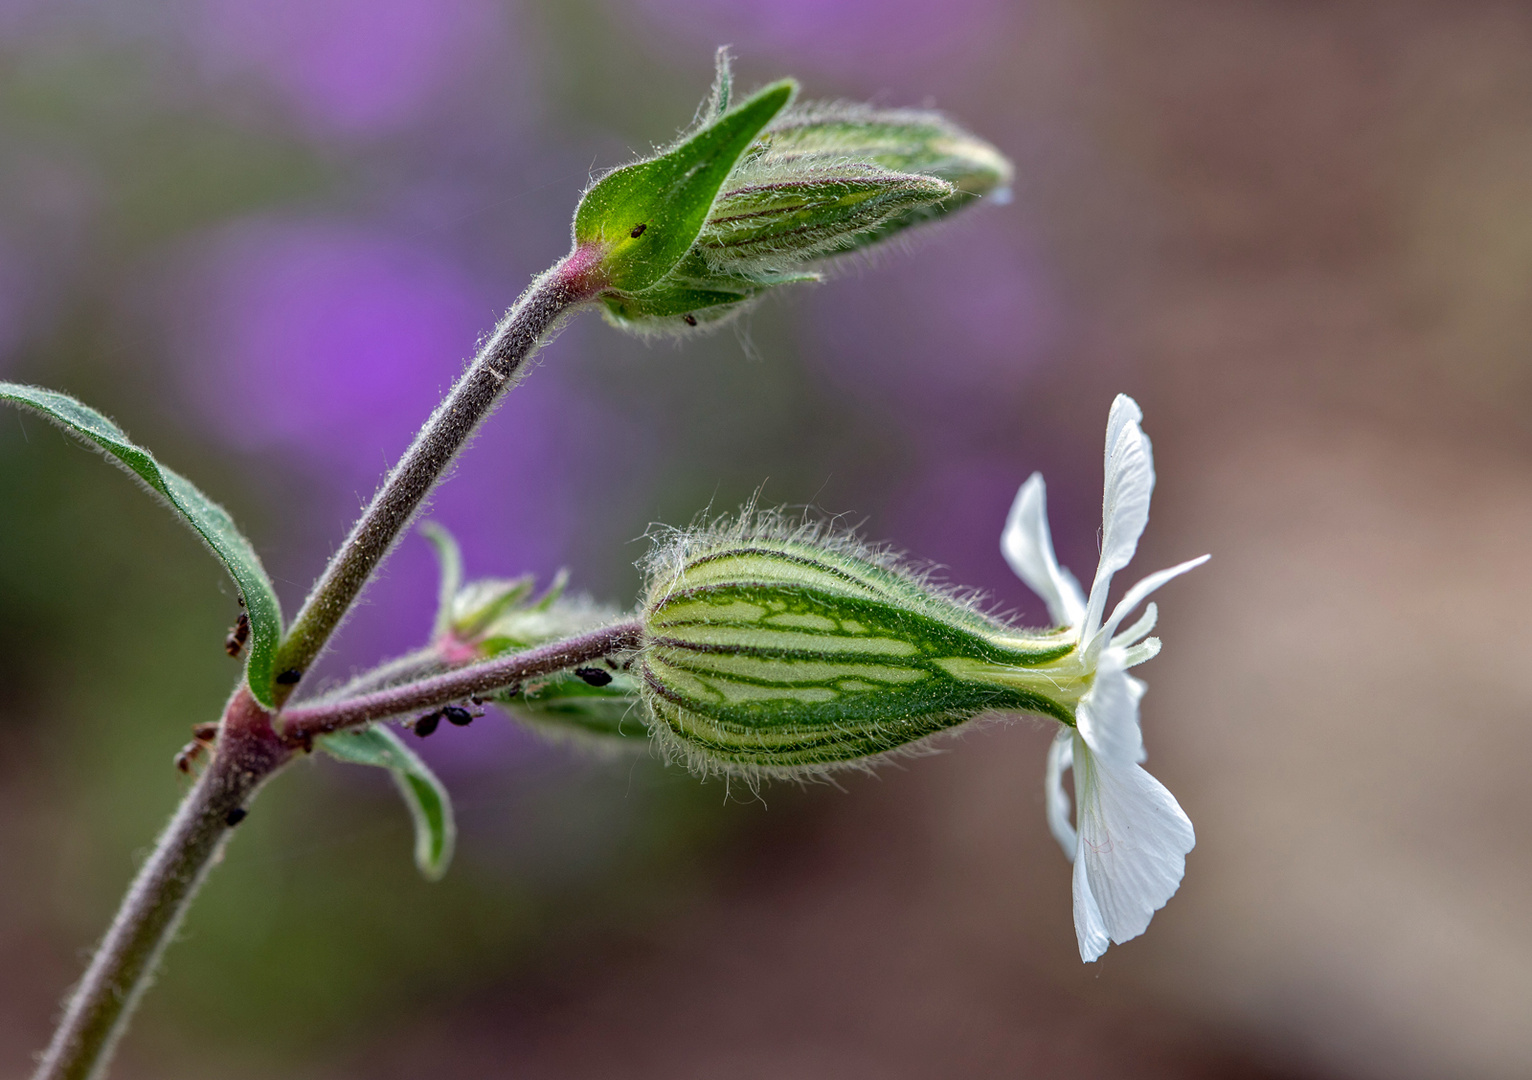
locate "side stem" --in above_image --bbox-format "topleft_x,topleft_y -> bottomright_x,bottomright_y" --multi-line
272,247 -> 608,699
33,689 -> 289,1080
280,621 -> 643,741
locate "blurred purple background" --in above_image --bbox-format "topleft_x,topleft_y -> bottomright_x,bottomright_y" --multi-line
2,2 -> 1530,1078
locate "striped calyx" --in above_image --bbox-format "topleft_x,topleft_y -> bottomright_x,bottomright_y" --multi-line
639,524 -> 1083,777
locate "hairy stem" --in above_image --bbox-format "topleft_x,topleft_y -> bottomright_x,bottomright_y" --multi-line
272,247 -> 608,701
281,621 -> 643,740
33,689 -> 289,1080
304,646 -> 447,705
36,244 -> 612,1079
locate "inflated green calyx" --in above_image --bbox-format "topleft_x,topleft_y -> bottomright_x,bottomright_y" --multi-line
638,514 -> 1079,779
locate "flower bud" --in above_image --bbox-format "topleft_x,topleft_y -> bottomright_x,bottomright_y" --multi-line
638,518 -> 1080,778
586,51 -> 1013,337
421,524 -> 645,744
756,102 -> 1013,222
695,164 -> 955,274
445,570 -> 620,659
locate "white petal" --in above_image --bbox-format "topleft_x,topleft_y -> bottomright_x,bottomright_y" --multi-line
1001,473 -> 1086,628
1111,601 -> 1157,649
1045,728 -> 1077,858
1072,840 -> 1111,962
1082,394 -> 1155,642
1120,637 -> 1161,669
1075,649 -> 1144,765
1073,734 -> 1195,951
1090,555 -> 1210,661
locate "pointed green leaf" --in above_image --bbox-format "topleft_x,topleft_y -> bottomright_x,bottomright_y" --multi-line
701,46 -> 733,121
574,78 -> 795,292
420,522 -> 464,642
0,382 -> 285,706
317,726 -> 456,881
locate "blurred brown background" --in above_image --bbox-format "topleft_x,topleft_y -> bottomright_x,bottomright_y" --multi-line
2,1 -> 1529,1077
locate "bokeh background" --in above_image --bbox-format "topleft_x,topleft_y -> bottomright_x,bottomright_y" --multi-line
2,1 -> 1530,1077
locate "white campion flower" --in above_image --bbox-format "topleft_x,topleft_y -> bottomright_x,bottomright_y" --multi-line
1001,394 -> 1209,962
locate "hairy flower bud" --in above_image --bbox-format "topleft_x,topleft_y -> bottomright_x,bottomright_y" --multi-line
420,524 -> 644,742
584,50 -> 1013,337
695,165 -> 955,273
752,102 -> 1014,240
637,517 -> 1081,778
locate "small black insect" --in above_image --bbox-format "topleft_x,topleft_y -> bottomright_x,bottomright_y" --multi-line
414,710 -> 442,738
275,669 -> 302,685
224,611 -> 250,658
683,314 -> 698,327
574,666 -> 613,687
225,807 -> 248,827
443,705 -> 474,727
630,223 -> 647,238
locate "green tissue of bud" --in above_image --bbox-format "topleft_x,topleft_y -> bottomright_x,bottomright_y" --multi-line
499,670 -> 646,747
448,578 -> 644,742
598,252 -> 819,334
639,525 -> 1078,778
751,103 -> 1014,246
695,164 -> 955,273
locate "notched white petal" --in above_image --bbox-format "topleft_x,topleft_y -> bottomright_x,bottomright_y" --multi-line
1072,842 -> 1111,962
1111,601 -> 1157,649
1045,728 -> 1077,858
1120,637 -> 1161,669
1002,473 -> 1085,628
1083,394 -> 1156,641
1073,737 -> 1195,951
1093,554 -> 1210,656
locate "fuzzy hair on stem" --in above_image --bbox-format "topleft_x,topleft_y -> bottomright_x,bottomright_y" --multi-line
272,251 -> 608,696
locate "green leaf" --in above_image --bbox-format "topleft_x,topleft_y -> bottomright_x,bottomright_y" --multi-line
317,726 -> 456,881
419,521 -> 463,642
704,46 -> 733,120
574,78 -> 795,292
0,382 -> 285,707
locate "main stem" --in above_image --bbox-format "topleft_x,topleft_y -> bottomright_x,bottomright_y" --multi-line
36,248 -> 610,1080
33,689 -> 288,1080
272,246 -> 607,699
